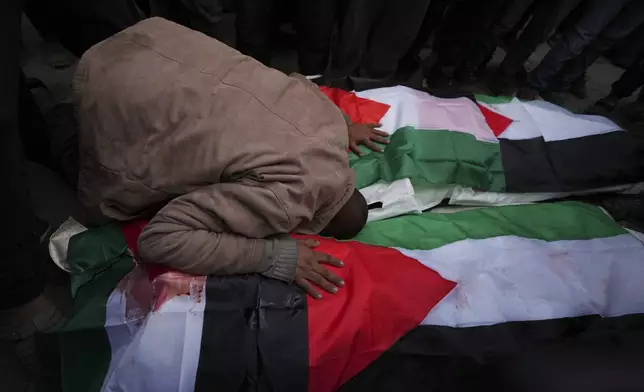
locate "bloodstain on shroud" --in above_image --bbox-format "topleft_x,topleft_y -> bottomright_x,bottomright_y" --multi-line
116,221 -> 207,318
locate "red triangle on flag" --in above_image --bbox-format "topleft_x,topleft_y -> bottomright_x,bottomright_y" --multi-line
476,103 -> 513,137
320,86 -> 391,125
302,237 -> 455,392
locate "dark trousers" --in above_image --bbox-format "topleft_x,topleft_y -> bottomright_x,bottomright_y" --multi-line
529,0 -> 633,90
0,0 -> 46,309
612,53 -> 644,99
236,0 -> 336,75
25,0 -> 143,57
556,0 -> 644,90
459,0 -> 532,75
403,0 -> 454,62
426,0 -> 509,79
331,0 -> 431,79
608,22 -> 644,69
148,0 -> 226,41
553,0 -> 589,37
500,0 -> 583,76
27,0 -> 225,58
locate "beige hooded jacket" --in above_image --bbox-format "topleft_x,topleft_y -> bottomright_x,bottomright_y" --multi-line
74,18 -> 355,282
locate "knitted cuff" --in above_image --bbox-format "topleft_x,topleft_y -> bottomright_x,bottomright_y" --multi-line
261,239 -> 298,283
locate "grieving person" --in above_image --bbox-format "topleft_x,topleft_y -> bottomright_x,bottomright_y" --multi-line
74,18 -> 368,299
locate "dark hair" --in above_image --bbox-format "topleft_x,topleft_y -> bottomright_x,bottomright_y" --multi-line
320,190 -> 368,240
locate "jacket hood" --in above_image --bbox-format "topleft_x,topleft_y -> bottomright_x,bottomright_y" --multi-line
74,17 -> 354,235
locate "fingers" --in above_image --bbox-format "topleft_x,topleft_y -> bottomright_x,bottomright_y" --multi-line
372,129 -> 389,137
370,135 -> 390,144
307,270 -> 340,294
314,264 -> 345,288
299,239 -> 320,248
366,123 -> 383,128
364,140 -> 383,153
315,252 -> 344,268
295,252 -> 345,299
296,278 -> 323,299
350,142 -> 363,156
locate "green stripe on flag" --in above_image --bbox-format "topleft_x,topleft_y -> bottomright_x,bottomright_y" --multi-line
58,225 -> 134,392
355,202 -> 626,250
350,127 -> 505,191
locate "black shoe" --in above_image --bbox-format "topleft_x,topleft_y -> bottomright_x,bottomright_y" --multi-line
570,76 -> 588,99
516,86 -> 541,101
349,75 -> 396,91
539,90 -> 569,106
33,217 -> 52,245
0,295 -> 66,391
595,94 -> 620,112
546,34 -> 560,47
423,75 -> 479,98
487,71 -> 517,97
621,100 -> 644,124
311,75 -> 353,90
499,35 -> 516,52
455,70 -> 479,85
397,54 -> 421,80
602,195 -> 644,231
423,72 -> 455,90
514,68 -> 528,84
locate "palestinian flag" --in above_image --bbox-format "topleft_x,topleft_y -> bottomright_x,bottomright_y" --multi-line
321,86 -> 644,221
56,202 -> 644,391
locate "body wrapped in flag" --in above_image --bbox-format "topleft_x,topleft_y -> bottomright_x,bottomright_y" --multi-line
56,202 -> 644,392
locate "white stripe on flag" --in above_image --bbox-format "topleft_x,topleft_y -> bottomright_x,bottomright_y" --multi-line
483,98 -> 622,141
398,234 -> 644,328
360,180 -> 643,223
359,179 -> 452,222
102,278 -> 206,392
353,86 -> 621,143
355,86 -> 498,142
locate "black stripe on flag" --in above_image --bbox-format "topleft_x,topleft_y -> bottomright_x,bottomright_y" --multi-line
195,275 -> 308,392
341,314 -> 644,392
500,131 -> 644,193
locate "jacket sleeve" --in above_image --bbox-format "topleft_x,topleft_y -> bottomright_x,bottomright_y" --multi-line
137,183 -> 299,281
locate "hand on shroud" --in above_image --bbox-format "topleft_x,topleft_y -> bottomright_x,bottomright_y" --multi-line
295,239 -> 344,299
348,123 -> 390,156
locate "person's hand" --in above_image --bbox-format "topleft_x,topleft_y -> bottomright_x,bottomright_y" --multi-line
348,123 -> 390,156
295,239 -> 344,299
